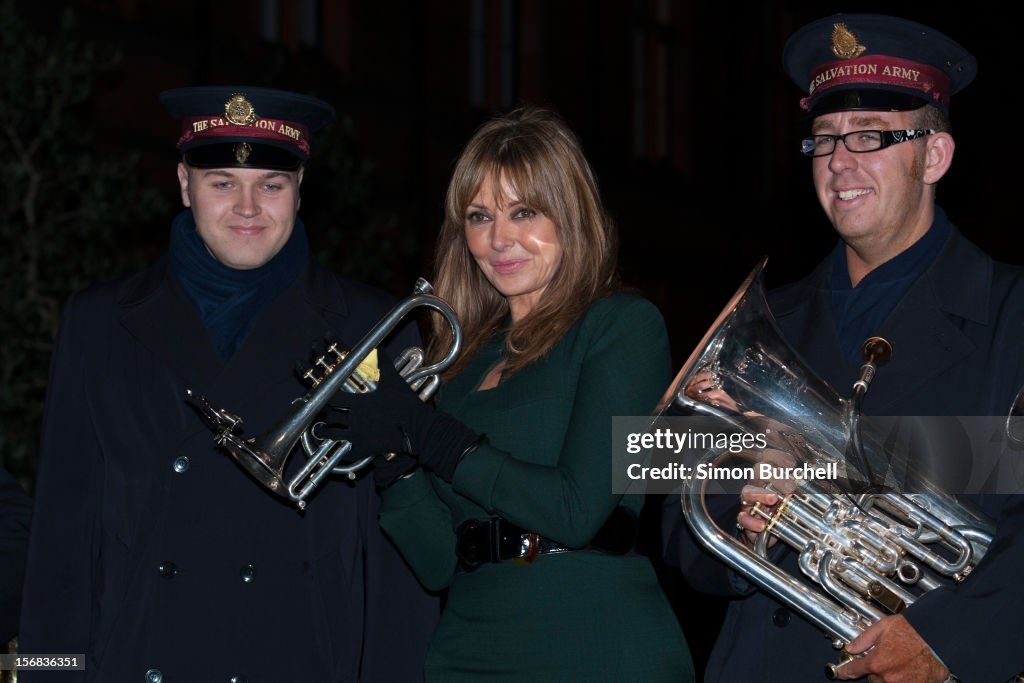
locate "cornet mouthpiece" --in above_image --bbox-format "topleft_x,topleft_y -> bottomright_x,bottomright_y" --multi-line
860,336 -> 892,366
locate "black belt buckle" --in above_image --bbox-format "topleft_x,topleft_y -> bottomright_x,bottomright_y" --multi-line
494,518 -> 539,565
510,533 -> 539,566
456,519 -> 496,569
506,528 -> 540,566
457,518 -> 540,569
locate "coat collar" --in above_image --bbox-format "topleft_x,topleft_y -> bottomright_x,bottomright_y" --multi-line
767,224 -> 993,414
116,258 -> 353,432
119,256 -> 351,319
770,224 -> 991,325
118,257 -> 222,391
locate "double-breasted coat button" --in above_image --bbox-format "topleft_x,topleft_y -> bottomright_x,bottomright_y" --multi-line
145,669 -> 163,683
172,455 -> 190,473
772,607 -> 791,627
158,561 -> 178,578
240,563 -> 256,583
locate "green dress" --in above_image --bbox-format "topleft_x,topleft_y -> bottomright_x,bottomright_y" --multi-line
380,294 -> 694,681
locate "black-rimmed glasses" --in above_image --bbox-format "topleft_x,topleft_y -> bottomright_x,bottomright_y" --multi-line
800,129 -> 935,157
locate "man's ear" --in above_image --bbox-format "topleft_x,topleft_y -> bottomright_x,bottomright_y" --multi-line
177,162 -> 192,208
922,132 -> 954,186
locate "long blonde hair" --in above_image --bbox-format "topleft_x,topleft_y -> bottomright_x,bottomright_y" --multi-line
429,107 -> 621,379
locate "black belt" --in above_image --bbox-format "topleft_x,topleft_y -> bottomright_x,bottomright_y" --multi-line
455,507 -> 637,570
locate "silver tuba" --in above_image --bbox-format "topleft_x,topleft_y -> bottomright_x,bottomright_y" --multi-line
656,259 -> 996,679
189,278 -> 462,510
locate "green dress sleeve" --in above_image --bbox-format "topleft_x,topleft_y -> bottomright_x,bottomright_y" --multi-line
378,470 -> 459,591
451,296 -> 670,546
379,295 -> 671,590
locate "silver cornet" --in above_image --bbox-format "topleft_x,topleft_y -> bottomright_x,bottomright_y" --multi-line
189,278 -> 462,509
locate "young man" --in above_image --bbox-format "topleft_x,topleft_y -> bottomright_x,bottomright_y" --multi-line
19,87 -> 436,682
664,14 -> 1024,682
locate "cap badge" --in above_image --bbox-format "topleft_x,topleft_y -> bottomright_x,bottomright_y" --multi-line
224,93 -> 258,126
831,23 -> 866,60
234,142 -> 252,164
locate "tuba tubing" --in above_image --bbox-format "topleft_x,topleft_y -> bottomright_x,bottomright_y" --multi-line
680,448 -> 869,645
189,277 -> 462,509
660,259 -> 997,679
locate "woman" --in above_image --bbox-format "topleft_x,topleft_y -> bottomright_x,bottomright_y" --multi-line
334,107 -> 693,680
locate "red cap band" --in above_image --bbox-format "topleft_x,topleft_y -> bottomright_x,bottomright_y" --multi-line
804,55 -> 951,111
177,116 -> 311,155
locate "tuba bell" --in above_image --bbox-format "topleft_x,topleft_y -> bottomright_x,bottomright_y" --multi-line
656,259 -> 996,679
188,277 -> 461,510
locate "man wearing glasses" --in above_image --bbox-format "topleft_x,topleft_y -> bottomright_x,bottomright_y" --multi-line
665,13 -> 1024,682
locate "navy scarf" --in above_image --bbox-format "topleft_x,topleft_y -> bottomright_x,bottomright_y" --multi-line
168,209 -> 309,361
830,206 -> 953,365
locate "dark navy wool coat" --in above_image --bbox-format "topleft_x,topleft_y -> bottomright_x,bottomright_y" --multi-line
665,226 -> 1024,682
19,258 -> 438,682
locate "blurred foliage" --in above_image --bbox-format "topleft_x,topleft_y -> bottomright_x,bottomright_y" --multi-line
0,0 -> 166,492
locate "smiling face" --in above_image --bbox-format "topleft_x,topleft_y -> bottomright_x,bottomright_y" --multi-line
464,171 -> 563,322
177,162 -> 303,270
810,109 -> 953,284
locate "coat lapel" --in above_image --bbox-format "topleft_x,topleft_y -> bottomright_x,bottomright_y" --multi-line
867,230 -> 991,414
115,260 -> 354,442
117,258 -> 224,395
208,265 -> 351,416
770,258 -> 851,390
769,229 -> 992,415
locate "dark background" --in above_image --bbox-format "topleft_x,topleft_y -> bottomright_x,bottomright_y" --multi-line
7,1 -> 1017,357
2,0 -> 1017,675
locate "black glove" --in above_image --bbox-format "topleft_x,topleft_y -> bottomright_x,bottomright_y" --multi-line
316,409 -> 417,489
322,350 -> 485,482
370,452 -> 418,490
